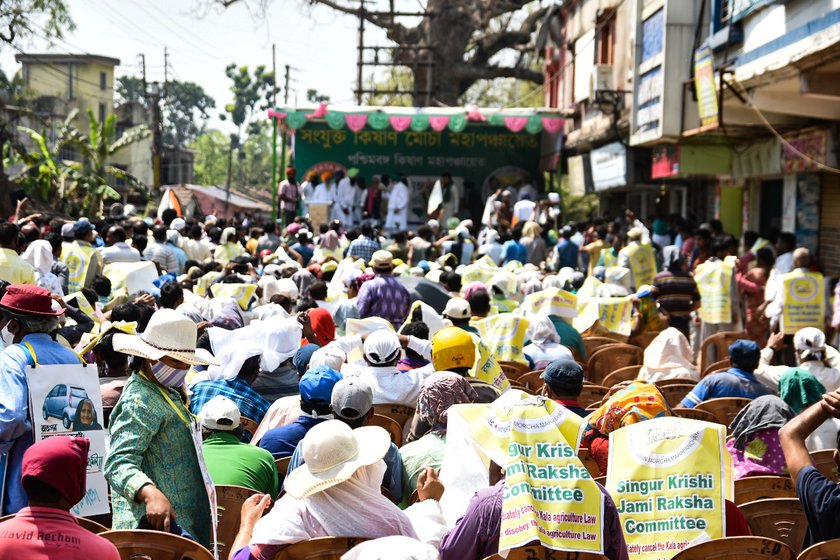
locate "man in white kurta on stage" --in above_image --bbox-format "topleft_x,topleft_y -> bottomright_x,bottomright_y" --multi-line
311,171 -> 337,220
384,174 -> 409,232
335,169 -> 356,226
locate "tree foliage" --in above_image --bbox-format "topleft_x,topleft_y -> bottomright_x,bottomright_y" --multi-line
9,108 -> 150,215
116,76 -> 216,145
206,0 -> 549,106
0,0 -> 74,47
191,129 -> 229,186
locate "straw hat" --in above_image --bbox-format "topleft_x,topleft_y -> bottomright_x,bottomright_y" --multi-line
284,420 -> 390,499
112,308 -> 218,366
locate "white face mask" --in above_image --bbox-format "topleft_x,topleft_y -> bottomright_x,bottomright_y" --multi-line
150,361 -> 189,388
0,325 -> 15,349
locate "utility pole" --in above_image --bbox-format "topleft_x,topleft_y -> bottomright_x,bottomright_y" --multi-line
356,0 -> 365,105
271,43 -> 278,223
150,80 -> 162,191
279,64 -> 291,225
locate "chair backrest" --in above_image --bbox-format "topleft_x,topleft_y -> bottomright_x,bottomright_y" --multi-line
517,370 -> 545,392
733,476 -> 795,505
810,449 -> 840,482
370,414 -> 402,445
673,407 -> 718,423
240,416 -> 259,440
577,385 -> 609,408
0,513 -> 109,533
583,336 -> 618,362
630,331 -> 659,350
657,384 -> 697,408
654,378 -> 699,388
702,358 -> 732,378
98,529 -> 215,560
275,456 -> 292,484
738,498 -> 807,555
587,344 -> 643,385
699,331 -> 744,374
669,536 -> 795,560
272,536 -> 370,560
215,484 -> 259,558
371,404 -> 415,428
499,360 -> 531,380
601,364 -> 643,387
694,397 -> 753,427
483,545 -> 607,559
578,448 -> 601,478
798,538 -> 840,560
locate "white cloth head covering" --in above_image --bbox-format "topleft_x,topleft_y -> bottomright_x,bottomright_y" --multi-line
22,239 -> 54,276
220,227 -> 237,245
311,345 -> 347,371
795,327 -> 826,361
526,314 -> 560,348
259,275 -> 282,304
638,327 -> 700,382
342,537 -> 439,560
250,461 -> 417,546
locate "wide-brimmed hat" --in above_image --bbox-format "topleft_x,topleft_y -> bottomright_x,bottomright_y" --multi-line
112,308 -> 218,366
0,285 -> 64,316
284,420 -> 390,499
369,250 -> 393,269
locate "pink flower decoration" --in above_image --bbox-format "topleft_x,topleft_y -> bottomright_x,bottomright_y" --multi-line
345,114 -> 368,132
503,116 -> 529,133
306,102 -> 328,119
542,117 -> 565,134
466,105 -> 486,121
429,116 -> 450,131
267,109 -> 286,120
389,116 -> 412,131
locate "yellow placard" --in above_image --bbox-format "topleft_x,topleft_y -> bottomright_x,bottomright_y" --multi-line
517,287 -> 578,319
476,315 -> 530,365
469,397 -> 604,555
103,261 -> 159,296
210,283 -> 257,310
606,416 -> 732,560
63,291 -> 96,318
782,270 -> 825,334
195,271 -> 221,297
597,296 -> 634,336
472,334 -> 510,392
624,243 -> 656,288
459,264 -> 497,292
694,260 -> 733,324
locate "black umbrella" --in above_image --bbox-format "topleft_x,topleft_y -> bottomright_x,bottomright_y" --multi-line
396,276 -> 451,314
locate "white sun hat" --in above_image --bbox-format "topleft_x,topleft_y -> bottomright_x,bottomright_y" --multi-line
112,308 -> 218,366
283,419 -> 391,499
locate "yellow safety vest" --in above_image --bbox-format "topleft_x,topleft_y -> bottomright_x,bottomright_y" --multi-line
64,243 -> 94,293
781,269 -> 825,334
622,242 -> 656,288
695,259 -> 734,324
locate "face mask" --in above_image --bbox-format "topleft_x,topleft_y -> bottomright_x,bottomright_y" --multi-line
0,325 -> 15,349
150,361 -> 189,388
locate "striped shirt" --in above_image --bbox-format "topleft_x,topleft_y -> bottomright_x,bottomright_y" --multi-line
653,270 -> 700,317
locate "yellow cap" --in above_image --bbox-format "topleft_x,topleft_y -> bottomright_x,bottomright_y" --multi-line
432,326 -> 476,371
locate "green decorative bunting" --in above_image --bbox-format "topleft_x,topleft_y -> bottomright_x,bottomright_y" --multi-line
367,112 -> 390,130
488,113 -> 505,126
525,114 -> 543,134
410,114 -> 430,131
285,111 -> 307,130
448,114 -> 468,132
325,112 -> 346,130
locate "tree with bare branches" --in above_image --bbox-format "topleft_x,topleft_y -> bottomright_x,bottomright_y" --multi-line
204,0 -> 548,106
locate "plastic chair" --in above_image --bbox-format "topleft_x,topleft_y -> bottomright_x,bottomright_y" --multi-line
516,370 -> 545,392
695,397 -> 753,427
702,358 -> 731,378
739,498 -> 807,554
98,529 -> 215,560
673,407 -> 718,423
657,384 -> 697,408
654,378 -> 699,388
798,538 -> 840,560
483,544 -> 607,559
499,360 -> 531,379
670,536 -> 795,559
215,484 -> 259,558
0,513 -> 109,533
272,536 -> 370,559
582,336 -> 617,362
372,404 -> 415,428
240,416 -> 259,441
370,414 -> 402,445
275,456 -> 292,485
734,476 -> 795,505
810,449 -> 840,482
629,331 -> 659,350
587,344 -> 642,385
699,331 -> 745,374
577,385 -> 609,408
601,364 -> 643,387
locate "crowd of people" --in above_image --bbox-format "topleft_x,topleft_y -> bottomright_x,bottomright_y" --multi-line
1,176 -> 840,560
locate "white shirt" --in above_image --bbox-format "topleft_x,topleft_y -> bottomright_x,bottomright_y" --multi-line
184,238 -> 212,262
512,200 -> 536,224
98,242 -> 141,264
523,342 -> 573,370
755,346 -> 840,393
312,183 -> 336,205
764,252 -> 795,324
345,365 -> 426,407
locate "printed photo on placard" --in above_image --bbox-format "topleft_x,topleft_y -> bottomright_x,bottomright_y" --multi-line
26,363 -> 110,517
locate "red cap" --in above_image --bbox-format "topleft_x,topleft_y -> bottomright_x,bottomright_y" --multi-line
0,285 -> 64,316
22,436 -> 89,506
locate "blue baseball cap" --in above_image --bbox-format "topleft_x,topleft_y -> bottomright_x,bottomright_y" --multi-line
299,365 -> 342,403
729,339 -> 760,370
540,359 -> 584,393
293,343 -> 320,376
